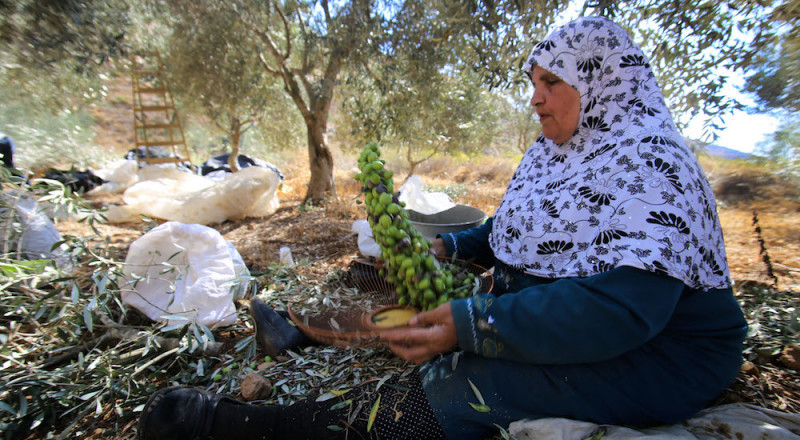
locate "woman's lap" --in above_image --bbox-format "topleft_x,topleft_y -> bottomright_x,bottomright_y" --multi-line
418,337 -> 739,439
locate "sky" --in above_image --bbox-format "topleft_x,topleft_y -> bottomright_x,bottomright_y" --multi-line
683,70 -> 780,155
548,2 -> 780,156
686,111 -> 780,155
681,62 -> 783,155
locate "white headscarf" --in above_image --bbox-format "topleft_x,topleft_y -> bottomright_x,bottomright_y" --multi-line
489,16 -> 730,290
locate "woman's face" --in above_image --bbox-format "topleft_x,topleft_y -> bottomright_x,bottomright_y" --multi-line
530,65 -> 581,144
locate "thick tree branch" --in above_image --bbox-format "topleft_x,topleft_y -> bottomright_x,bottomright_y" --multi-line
297,11 -> 310,72
321,0 -> 333,26
257,51 -> 282,78
252,27 -> 285,63
273,3 -> 292,61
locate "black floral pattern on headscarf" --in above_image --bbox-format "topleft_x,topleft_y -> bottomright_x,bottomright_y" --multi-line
490,16 -> 730,290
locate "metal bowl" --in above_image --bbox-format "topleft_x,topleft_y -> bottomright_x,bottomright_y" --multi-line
408,204 -> 486,241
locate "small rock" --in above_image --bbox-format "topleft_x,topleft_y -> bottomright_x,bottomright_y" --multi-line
241,373 -> 273,401
779,344 -> 800,370
257,361 -> 276,371
740,361 -> 758,375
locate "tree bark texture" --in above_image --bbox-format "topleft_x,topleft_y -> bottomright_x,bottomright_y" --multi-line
305,120 -> 336,203
229,116 -> 242,173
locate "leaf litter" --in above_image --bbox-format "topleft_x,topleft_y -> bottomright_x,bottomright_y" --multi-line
22,168 -> 800,439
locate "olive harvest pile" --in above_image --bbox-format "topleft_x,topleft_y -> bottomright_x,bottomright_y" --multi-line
354,141 -> 478,311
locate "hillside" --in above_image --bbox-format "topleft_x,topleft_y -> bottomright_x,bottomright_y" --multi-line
702,144 -> 753,161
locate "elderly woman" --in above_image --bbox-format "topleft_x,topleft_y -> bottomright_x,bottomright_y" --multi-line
138,16 -> 746,440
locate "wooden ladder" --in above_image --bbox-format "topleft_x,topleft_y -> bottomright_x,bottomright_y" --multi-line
130,52 -> 192,167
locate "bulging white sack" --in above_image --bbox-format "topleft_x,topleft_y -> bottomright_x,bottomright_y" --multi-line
120,221 -> 250,329
0,194 -> 73,270
398,175 -> 455,215
351,219 -> 381,258
106,166 -> 281,225
89,159 -> 140,194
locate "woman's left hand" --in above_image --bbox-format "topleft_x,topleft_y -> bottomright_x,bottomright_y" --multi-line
381,303 -> 458,364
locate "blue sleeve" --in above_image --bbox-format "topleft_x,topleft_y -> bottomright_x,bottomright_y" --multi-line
437,217 -> 495,269
449,266 -> 685,364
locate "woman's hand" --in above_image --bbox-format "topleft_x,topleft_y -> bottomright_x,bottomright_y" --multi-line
381,303 -> 458,364
430,238 -> 447,259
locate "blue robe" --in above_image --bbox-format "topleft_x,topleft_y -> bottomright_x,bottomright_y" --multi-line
420,218 -> 747,439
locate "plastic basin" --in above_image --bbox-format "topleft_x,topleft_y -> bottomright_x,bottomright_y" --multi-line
408,204 -> 487,241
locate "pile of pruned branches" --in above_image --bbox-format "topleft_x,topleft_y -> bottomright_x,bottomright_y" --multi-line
0,169 -> 415,439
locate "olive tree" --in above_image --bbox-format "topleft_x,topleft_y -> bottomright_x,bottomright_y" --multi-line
740,0 -> 799,113
740,0 -> 798,173
140,1 -> 302,171
229,0 -> 563,202
501,84 -> 541,154
340,63 -> 503,177
0,0 -> 127,109
2,0 -> 791,196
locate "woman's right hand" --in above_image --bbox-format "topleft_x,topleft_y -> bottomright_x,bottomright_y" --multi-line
431,238 -> 447,259
382,302 -> 458,364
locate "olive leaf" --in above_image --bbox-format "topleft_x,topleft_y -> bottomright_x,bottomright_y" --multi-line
329,399 -> 353,411
469,402 -> 491,413
315,392 -> 338,402
331,388 -> 351,396
367,394 -> 381,432
468,378 -> 485,405
468,378 -> 490,412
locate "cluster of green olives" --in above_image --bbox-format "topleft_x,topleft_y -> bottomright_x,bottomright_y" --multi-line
354,142 -> 477,311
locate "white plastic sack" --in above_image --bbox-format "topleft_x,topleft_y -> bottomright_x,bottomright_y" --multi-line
352,219 -> 381,258
120,221 -> 251,329
89,159 -> 140,194
106,166 -> 281,225
0,194 -> 73,270
105,167 -> 214,222
398,175 -> 455,215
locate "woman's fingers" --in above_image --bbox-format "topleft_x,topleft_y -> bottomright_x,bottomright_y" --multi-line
409,303 -> 452,327
388,341 -> 436,364
384,328 -> 441,364
430,238 -> 447,259
381,326 -> 430,345
382,317 -> 458,364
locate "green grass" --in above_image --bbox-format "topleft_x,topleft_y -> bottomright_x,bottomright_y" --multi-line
0,103 -> 116,170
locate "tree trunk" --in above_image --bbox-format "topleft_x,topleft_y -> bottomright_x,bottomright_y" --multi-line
248,6 -> 346,203
304,117 -> 335,203
228,117 -> 241,173
299,53 -> 343,204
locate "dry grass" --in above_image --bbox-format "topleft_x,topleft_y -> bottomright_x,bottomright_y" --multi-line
695,153 -> 800,291
65,150 -> 800,289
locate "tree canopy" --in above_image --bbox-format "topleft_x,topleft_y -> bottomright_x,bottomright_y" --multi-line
147,1 -> 301,171
742,1 -> 799,113
0,0 -> 128,109
2,0 -> 796,195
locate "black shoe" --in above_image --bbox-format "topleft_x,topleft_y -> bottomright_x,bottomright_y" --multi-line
249,298 -> 310,358
138,386 -> 243,440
